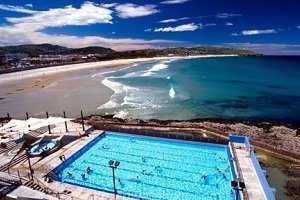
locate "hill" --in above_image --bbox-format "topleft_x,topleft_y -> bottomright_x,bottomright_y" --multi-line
0,44 -> 261,74
0,44 -> 260,57
0,44 -> 115,56
104,46 -> 260,59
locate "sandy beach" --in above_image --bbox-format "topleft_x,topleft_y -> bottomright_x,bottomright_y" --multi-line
0,55 -> 237,118
0,55 -> 236,83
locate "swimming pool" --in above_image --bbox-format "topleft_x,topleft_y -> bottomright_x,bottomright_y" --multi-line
53,132 -> 236,200
29,140 -> 59,156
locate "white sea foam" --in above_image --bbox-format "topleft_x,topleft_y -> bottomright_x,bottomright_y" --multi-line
124,71 -> 139,77
167,76 -> 171,80
97,77 -> 124,109
122,96 -> 140,107
169,87 -> 176,98
149,63 -> 169,72
113,111 -> 128,119
140,71 -> 154,77
102,77 -> 123,94
98,76 -> 142,110
92,63 -> 140,77
140,62 -> 169,77
98,100 -> 119,109
163,59 -> 177,64
98,61 -> 170,114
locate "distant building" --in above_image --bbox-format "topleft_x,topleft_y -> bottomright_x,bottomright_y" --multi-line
0,54 -> 6,65
5,53 -> 28,62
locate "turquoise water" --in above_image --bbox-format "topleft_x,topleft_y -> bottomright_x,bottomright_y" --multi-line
30,140 -> 56,154
54,132 -> 235,200
96,56 -> 300,124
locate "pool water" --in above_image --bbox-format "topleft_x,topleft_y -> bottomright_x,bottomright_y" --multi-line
30,141 -> 57,154
53,132 -> 236,200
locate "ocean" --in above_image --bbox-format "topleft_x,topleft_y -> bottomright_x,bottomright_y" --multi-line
95,56 -> 300,124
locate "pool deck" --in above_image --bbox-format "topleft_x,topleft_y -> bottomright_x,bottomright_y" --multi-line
233,143 -> 267,200
7,185 -> 58,200
2,125 -> 273,200
8,130 -> 133,200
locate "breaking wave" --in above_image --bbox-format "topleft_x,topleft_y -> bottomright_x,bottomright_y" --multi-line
140,62 -> 169,77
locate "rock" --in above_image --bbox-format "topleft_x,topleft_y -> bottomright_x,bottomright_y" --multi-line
15,88 -> 23,91
285,180 -> 300,198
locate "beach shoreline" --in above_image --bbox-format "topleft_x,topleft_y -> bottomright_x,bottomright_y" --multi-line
0,55 -> 237,84
0,54 -> 238,118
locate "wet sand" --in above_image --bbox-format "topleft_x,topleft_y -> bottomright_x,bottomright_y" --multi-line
0,55 -> 236,118
0,68 -> 113,118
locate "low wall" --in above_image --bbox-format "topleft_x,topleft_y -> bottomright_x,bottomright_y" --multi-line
93,124 -> 229,145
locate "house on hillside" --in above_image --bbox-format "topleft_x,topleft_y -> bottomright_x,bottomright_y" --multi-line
0,54 -> 6,65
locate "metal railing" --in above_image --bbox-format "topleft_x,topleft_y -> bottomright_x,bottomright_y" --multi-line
31,175 -> 60,197
229,141 -> 249,200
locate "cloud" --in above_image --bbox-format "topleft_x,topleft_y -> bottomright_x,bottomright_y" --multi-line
24,4 -> 33,8
161,0 -> 190,4
0,2 -> 181,51
144,28 -> 152,32
0,28 -> 180,51
100,3 -> 119,8
203,23 -> 217,27
5,2 -> 113,32
297,26 -> 300,29
224,43 -> 300,55
225,22 -> 234,26
0,4 -> 37,14
115,3 -> 159,19
158,17 -> 189,23
154,23 -> 199,32
242,29 -> 277,35
231,29 -> 277,36
216,13 -> 242,18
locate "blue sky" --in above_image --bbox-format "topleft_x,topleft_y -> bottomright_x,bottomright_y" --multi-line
0,0 -> 299,54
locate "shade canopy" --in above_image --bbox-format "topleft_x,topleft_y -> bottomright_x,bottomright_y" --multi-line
0,119 -> 25,132
0,117 -> 73,134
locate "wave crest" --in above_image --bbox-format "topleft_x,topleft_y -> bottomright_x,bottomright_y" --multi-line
169,87 -> 176,98
140,62 -> 169,77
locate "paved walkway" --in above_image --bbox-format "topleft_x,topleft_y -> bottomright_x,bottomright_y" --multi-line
234,144 -> 266,200
27,130 -> 132,200
7,186 -> 58,200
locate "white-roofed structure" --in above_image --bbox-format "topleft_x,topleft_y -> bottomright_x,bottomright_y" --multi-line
0,119 -> 25,132
6,118 -> 45,133
0,117 -> 74,135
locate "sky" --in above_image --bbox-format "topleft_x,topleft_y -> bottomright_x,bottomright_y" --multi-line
0,0 -> 299,55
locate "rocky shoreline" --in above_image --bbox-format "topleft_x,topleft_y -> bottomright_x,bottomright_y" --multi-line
1,115 -> 300,199
2,114 -> 299,162
85,115 -> 300,161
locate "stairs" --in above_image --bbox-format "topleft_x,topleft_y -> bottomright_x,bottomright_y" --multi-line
0,140 -> 17,154
24,180 -> 46,193
23,178 -> 60,198
28,125 -> 56,138
0,172 -> 22,197
0,153 -> 27,172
